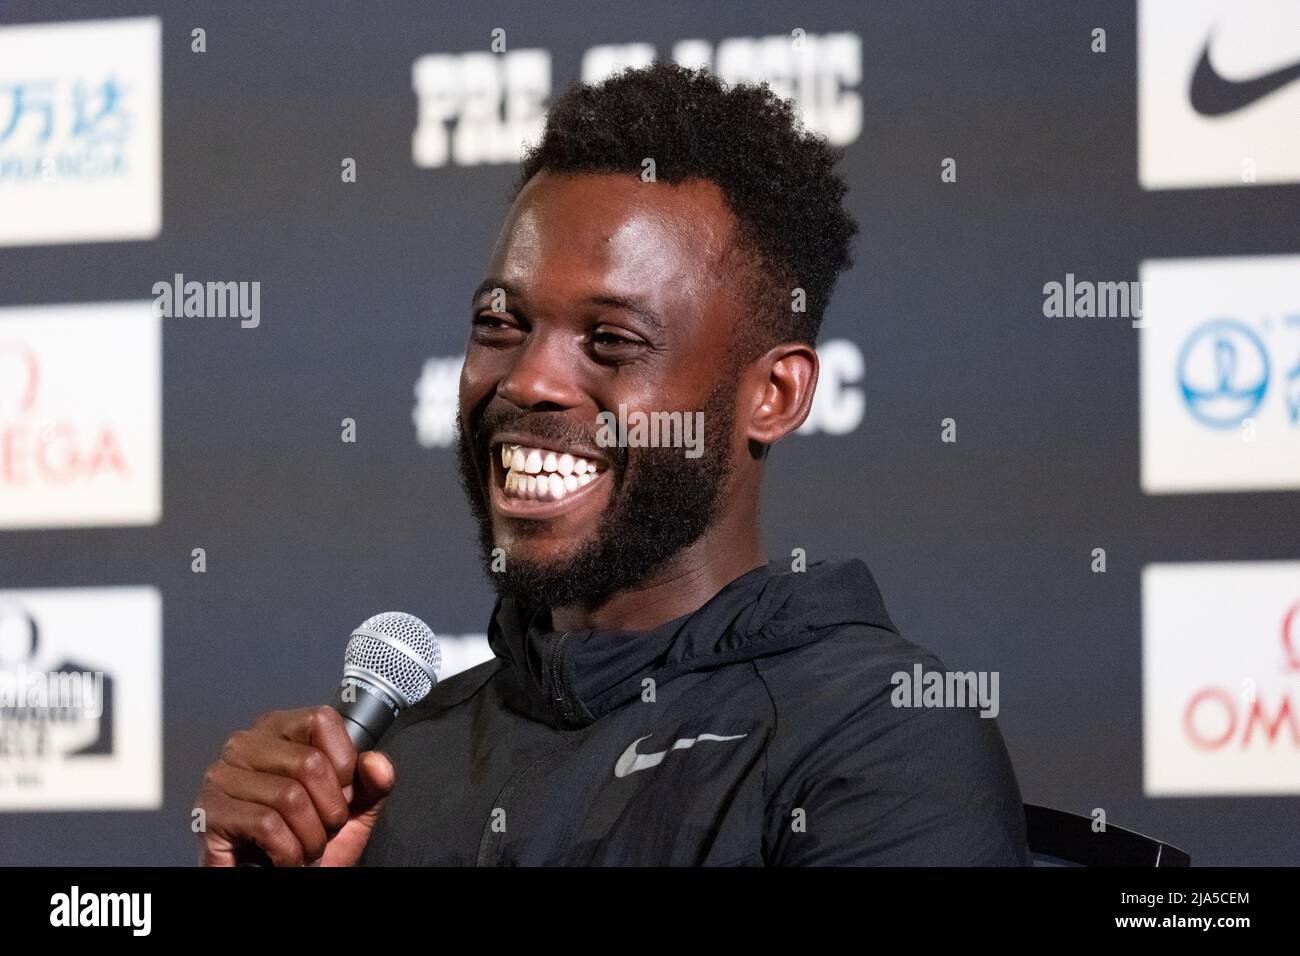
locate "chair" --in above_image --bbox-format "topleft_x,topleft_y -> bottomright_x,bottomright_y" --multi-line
1025,804 -> 1191,866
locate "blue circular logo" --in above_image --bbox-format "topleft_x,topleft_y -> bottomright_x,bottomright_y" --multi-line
1177,319 -> 1269,429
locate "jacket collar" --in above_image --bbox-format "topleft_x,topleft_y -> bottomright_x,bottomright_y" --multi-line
487,558 -> 895,729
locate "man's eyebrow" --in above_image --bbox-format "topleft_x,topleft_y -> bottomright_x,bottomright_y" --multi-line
586,294 -> 665,333
471,282 -> 665,333
471,278 -> 516,305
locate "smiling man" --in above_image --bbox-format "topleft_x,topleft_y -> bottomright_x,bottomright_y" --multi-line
195,62 -> 1030,867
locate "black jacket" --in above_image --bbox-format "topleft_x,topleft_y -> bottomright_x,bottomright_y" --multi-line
361,558 -> 1031,865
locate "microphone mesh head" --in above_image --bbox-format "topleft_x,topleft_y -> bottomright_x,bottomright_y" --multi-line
344,612 -> 440,707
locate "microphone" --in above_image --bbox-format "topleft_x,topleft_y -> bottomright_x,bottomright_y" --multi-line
237,612 -> 439,867
330,611 -> 441,750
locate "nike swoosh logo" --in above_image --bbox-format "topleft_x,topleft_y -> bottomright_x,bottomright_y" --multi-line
1190,40 -> 1300,116
614,732 -> 749,778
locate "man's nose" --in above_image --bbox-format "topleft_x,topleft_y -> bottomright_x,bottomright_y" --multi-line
495,331 -> 583,411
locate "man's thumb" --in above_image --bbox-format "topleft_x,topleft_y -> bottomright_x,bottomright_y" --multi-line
352,750 -> 395,815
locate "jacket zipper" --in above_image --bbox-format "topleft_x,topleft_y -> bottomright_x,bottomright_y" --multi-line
475,631 -> 576,865
550,631 -> 571,722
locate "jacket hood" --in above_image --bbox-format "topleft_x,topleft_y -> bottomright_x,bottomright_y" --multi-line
486,558 -> 896,729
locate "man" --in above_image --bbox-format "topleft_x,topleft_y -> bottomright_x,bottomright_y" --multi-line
195,62 -> 1030,866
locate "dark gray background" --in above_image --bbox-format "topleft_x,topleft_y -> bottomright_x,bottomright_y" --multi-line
1,0 -> 1296,865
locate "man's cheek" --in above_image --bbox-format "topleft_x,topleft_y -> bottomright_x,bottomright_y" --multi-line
458,357 -> 497,409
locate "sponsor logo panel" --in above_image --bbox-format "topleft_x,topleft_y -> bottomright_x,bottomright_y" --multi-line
0,300 -> 161,529
1140,0 -> 1300,188
0,16 -> 162,245
1143,561 -> 1300,796
1139,255 -> 1300,493
0,586 -> 162,810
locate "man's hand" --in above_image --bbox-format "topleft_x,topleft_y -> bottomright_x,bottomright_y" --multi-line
194,706 -> 395,867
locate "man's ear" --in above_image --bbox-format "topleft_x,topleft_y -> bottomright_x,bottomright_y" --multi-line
744,342 -> 819,446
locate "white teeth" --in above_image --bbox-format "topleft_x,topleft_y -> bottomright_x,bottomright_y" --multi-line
500,445 -> 604,474
499,442 -> 606,500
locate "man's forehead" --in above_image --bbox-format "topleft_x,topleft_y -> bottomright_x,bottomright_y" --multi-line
487,171 -> 736,301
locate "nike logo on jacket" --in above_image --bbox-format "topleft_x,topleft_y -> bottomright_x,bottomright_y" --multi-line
614,732 -> 750,778
361,558 -> 1031,866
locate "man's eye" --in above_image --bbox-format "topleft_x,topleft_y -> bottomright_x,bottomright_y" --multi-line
473,314 -> 514,330
591,330 -> 640,348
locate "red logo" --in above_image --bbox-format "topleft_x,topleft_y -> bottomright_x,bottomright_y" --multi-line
1182,599 -> 1300,750
1282,600 -> 1300,673
0,342 -> 39,413
0,339 -> 128,485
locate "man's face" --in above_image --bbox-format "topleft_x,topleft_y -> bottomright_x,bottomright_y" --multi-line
456,171 -> 746,610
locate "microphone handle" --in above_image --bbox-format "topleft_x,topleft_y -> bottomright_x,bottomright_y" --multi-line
330,681 -> 399,751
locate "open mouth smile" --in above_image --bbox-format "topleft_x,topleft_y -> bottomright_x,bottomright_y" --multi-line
489,439 -> 611,518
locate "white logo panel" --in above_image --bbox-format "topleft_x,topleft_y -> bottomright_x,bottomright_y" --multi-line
0,586 -> 162,810
1139,255 -> 1300,493
0,300 -> 162,528
1139,0 -> 1300,188
0,16 -> 162,245
1143,561 -> 1300,796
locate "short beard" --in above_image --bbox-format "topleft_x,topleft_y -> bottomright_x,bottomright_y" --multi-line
456,380 -> 737,614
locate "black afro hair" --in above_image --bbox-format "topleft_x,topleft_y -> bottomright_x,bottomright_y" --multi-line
512,60 -> 858,347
